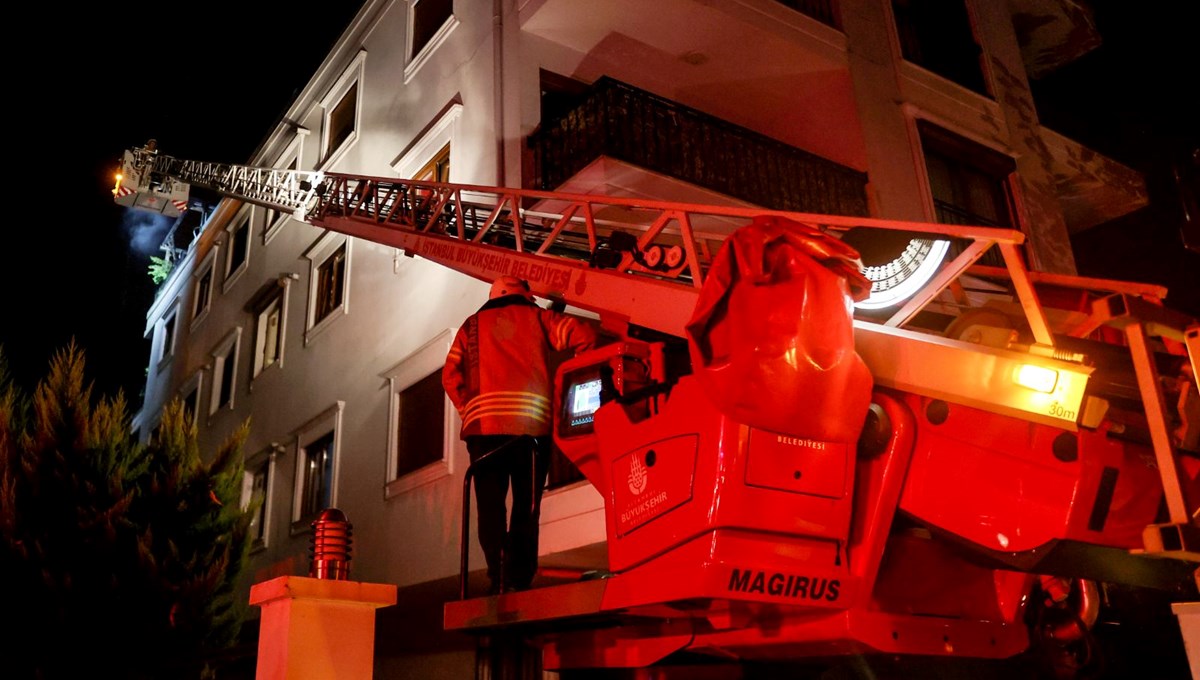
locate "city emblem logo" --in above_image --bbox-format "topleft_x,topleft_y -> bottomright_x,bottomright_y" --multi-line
628,454 -> 648,495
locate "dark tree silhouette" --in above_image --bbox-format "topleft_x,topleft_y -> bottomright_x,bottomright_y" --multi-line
1,341 -> 257,679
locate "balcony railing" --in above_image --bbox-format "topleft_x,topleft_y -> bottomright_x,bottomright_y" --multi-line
529,77 -> 868,218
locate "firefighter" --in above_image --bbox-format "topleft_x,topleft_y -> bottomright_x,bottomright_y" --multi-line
443,276 -> 598,594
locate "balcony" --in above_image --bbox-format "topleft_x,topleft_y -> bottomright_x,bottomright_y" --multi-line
529,77 -> 868,217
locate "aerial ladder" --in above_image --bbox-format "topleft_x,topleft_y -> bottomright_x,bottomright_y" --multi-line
116,144 -> 1200,674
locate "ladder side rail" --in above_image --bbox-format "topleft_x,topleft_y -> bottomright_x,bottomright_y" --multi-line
312,212 -> 699,336
1126,321 -> 1192,525
310,173 -> 1051,336
321,172 -> 1029,235
968,264 -> 1171,305
1086,294 -> 1200,537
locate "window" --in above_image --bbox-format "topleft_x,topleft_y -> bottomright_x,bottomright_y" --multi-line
390,101 -> 462,179
299,432 -> 335,520
208,328 -> 242,416
182,385 -> 200,424
190,251 -> 217,328
383,331 -> 454,497
302,233 -> 351,343
320,51 -> 365,167
315,244 -> 346,323
415,143 -> 450,183
257,297 -> 283,374
156,306 -> 178,367
224,209 -> 251,291
395,372 -> 445,476
328,83 -> 357,159
242,446 -> 278,549
919,121 -> 1015,229
291,403 -> 344,530
180,370 -> 203,426
411,0 -> 452,59
405,0 -> 457,80
247,277 -> 293,381
891,0 -> 987,96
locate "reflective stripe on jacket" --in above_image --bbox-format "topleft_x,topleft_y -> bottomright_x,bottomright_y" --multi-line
443,296 -> 598,437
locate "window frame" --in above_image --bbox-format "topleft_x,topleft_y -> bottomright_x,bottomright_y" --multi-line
155,302 -> 180,370
319,50 -> 366,169
248,277 -> 293,383
888,0 -> 990,97
208,327 -> 243,418
290,402 -> 345,533
223,207 -> 252,293
179,369 -> 204,427
405,0 -> 458,82
302,232 -> 351,345
391,101 -> 462,178
242,444 -> 279,551
383,330 -> 456,498
190,247 -> 218,329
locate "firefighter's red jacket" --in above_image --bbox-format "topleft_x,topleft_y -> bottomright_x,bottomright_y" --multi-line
443,296 -> 598,438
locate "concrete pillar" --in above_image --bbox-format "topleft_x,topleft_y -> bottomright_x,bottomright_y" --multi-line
250,575 -> 398,680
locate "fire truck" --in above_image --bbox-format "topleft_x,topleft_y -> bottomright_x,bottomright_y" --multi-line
115,144 -> 1200,676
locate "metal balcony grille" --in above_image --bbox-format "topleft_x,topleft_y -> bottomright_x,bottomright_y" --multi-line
530,77 -> 868,218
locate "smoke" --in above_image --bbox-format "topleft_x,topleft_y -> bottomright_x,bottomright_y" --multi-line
121,209 -> 175,258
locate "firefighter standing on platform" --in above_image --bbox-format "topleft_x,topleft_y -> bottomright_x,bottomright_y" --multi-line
443,276 -> 598,594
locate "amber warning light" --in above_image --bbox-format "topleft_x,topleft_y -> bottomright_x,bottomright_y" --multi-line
1015,364 -> 1058,393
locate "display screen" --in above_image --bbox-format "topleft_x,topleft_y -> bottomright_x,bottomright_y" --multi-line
560,368 -> 606,438
569,378 -> 603,419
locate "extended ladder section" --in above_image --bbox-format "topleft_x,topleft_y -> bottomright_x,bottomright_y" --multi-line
125,150 -> 1200,553
113,147 -> 325,219
303,172 -> 1199,545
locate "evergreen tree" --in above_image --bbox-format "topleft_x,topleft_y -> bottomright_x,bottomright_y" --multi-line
0,341 -> 256,679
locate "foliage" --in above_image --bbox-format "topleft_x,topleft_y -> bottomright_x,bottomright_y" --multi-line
149,255 -> 174,285
0,341 -> 256,679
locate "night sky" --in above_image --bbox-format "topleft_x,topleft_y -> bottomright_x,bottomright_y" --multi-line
2,1 -> 1195,405
3,2 -> 362,401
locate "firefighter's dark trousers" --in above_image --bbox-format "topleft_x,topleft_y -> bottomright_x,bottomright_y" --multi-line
466,434 -> 551,592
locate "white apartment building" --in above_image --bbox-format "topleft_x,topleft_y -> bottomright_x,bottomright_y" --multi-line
133,1 -> 1149,677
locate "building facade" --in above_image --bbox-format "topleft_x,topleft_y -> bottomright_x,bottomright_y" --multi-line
134,0 -> 1147,676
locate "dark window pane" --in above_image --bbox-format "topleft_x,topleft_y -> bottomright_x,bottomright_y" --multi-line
219,349 -> 236,407
395,371 -> 445,477
230,220 -> 249,271
412,0 -> 452,58
315,244 -> 346,323
249,463 -> 269,544
301,432 -> 335,518
892,0 -> 986,95
328,83 -> 357,157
